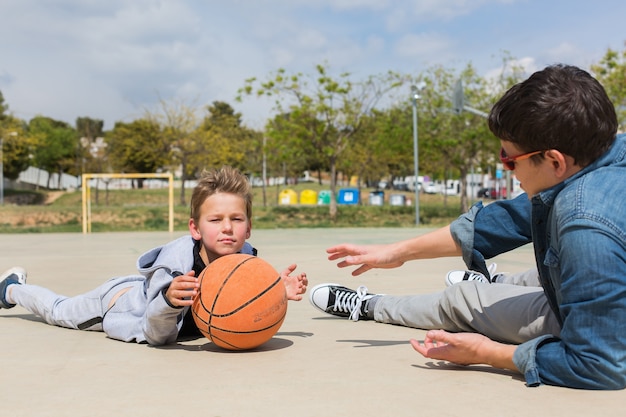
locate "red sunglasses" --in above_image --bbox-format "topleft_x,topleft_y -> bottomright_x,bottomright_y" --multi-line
499,148 -> 544,170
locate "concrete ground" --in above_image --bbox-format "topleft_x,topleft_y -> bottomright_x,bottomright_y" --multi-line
1,229 -> 625,417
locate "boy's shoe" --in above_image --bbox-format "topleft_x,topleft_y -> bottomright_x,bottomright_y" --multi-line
309,283 -> 377,321
445,263 -> 499,286
0,267 -> 27,309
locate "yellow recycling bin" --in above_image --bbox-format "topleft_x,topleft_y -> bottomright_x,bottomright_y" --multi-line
278,189 -> 298,205
299,189 -> 317,205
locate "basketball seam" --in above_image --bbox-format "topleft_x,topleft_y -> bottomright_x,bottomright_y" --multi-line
209,275 -> 282,318
209,308 -> 287,334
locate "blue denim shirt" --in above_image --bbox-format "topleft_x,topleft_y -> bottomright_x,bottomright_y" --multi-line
450,134 -> 626,389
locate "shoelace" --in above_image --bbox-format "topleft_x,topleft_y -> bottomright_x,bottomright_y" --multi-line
464,263 -> 498,283
333,285 -> 369,322
462,271 -> 488,282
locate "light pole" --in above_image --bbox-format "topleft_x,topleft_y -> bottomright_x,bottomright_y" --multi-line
411,83 -> 425,226
1,131 -> 18,205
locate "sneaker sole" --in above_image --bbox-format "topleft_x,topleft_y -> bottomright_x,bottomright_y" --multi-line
0,267 -> 27,285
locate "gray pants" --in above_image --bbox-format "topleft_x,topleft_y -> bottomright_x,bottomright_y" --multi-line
11,276 -> 144,331
374,268 -> 560,344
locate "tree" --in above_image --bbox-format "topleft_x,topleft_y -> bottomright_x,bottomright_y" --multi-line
355,106 -> 416,186
264,111 -> 324,184
337,108 -> 405,192
0,90 -> 9,122
107,118 -> 169,183
1,94 -> 33,182
419,64 -> 493,212
239,63 -> 406,220
591,42 -> 626,132
145,98 -> 204,205
412,57 -> 526,213
1,117 -> 32,182
75,117 -> 104,175
197,101 -> 259,172
28,116 -> 77,189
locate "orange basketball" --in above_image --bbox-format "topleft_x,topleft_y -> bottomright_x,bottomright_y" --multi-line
191,254 -> 287,350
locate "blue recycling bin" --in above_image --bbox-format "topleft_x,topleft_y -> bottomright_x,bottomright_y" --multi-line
338,188 -> 360,205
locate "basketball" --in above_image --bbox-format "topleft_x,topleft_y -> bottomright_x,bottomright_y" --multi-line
191,254 -> 288,350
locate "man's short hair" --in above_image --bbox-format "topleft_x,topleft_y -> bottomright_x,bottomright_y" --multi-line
488,64 -> 618,166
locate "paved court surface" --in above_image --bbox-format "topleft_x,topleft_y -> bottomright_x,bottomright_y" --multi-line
1,229 -> 625,417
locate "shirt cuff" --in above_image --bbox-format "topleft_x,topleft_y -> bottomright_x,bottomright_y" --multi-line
450,201 -> 489,276
513,335 -> 555,387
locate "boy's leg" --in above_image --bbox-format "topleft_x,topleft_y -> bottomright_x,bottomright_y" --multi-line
495,267 -> 540,286
10,277 -> 140,331
374,282 -> 559,344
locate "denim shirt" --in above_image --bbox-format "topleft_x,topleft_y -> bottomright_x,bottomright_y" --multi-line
450,134 -> 626,389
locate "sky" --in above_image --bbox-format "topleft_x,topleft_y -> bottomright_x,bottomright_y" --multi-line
1,0 -> 625,131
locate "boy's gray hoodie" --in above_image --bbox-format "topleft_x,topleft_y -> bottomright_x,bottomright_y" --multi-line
101,235 -> 255,345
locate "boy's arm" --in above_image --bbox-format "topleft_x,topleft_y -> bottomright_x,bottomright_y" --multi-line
451,194 -> 532,276
142,270 -> 194,346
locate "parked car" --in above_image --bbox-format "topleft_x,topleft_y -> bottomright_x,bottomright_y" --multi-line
423,182 -> 440,194
477,187 -> 507,199
391,177 -> 409,191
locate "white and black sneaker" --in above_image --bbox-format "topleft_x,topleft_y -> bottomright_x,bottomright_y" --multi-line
309,283 -> 377,321
0,267 -> 27,309
445,263 -> 502,286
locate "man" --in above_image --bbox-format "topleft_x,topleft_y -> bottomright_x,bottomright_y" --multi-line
310,64 -> 626,389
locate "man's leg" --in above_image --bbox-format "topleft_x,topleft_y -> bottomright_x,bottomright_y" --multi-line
496,267 -> 540,286
374,281 -> 559,344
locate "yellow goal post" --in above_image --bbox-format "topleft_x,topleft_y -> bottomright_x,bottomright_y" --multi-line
81,173 -> 174,234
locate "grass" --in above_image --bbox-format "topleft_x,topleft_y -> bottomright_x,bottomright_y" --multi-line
0,183 -> 465,233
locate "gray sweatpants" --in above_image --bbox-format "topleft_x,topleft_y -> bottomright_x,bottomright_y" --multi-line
10,276 -> 144,331
374,268 -> 560,344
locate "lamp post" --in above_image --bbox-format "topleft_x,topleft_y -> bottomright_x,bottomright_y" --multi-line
1,131 -> 18,205
411,83 -> 425,226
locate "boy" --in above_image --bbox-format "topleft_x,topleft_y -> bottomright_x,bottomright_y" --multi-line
310,64 -> 626,389
1,166 -> 308,345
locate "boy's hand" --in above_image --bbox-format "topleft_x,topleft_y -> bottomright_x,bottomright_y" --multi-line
410,330 -> 517,371
280,264 -> 308,301
327,243 -> 405,276
165,271 -> 198,307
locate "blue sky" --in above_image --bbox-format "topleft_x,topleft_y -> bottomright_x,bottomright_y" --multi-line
1,0 -> 624,130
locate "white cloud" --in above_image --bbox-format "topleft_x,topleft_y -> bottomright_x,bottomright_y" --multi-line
394,33 -> 453,61
1,0 -> 624,131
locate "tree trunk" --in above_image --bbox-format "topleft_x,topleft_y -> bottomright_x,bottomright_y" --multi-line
179,162 -> 187,206
329,157 -> 337,221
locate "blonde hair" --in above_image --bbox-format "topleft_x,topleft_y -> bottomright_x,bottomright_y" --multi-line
190,166 -> 252,223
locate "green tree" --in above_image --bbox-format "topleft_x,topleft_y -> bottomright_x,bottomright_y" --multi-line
591,42 -> 626,132
413,58 -> 525,213
239,63 -> 405,220
0,90 -> 9,122
197,101 -> 259,172
107,118 -> 169,182
420,64 -> 492,212
75,117 -> 105,177
146,98 -> 207,205
1,93 -> 34,182
264,111 -> 323,184
356,106 -> 416,186
28,116 -> 77,189
1,117 -> 32,181
337,109 -> 403,193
